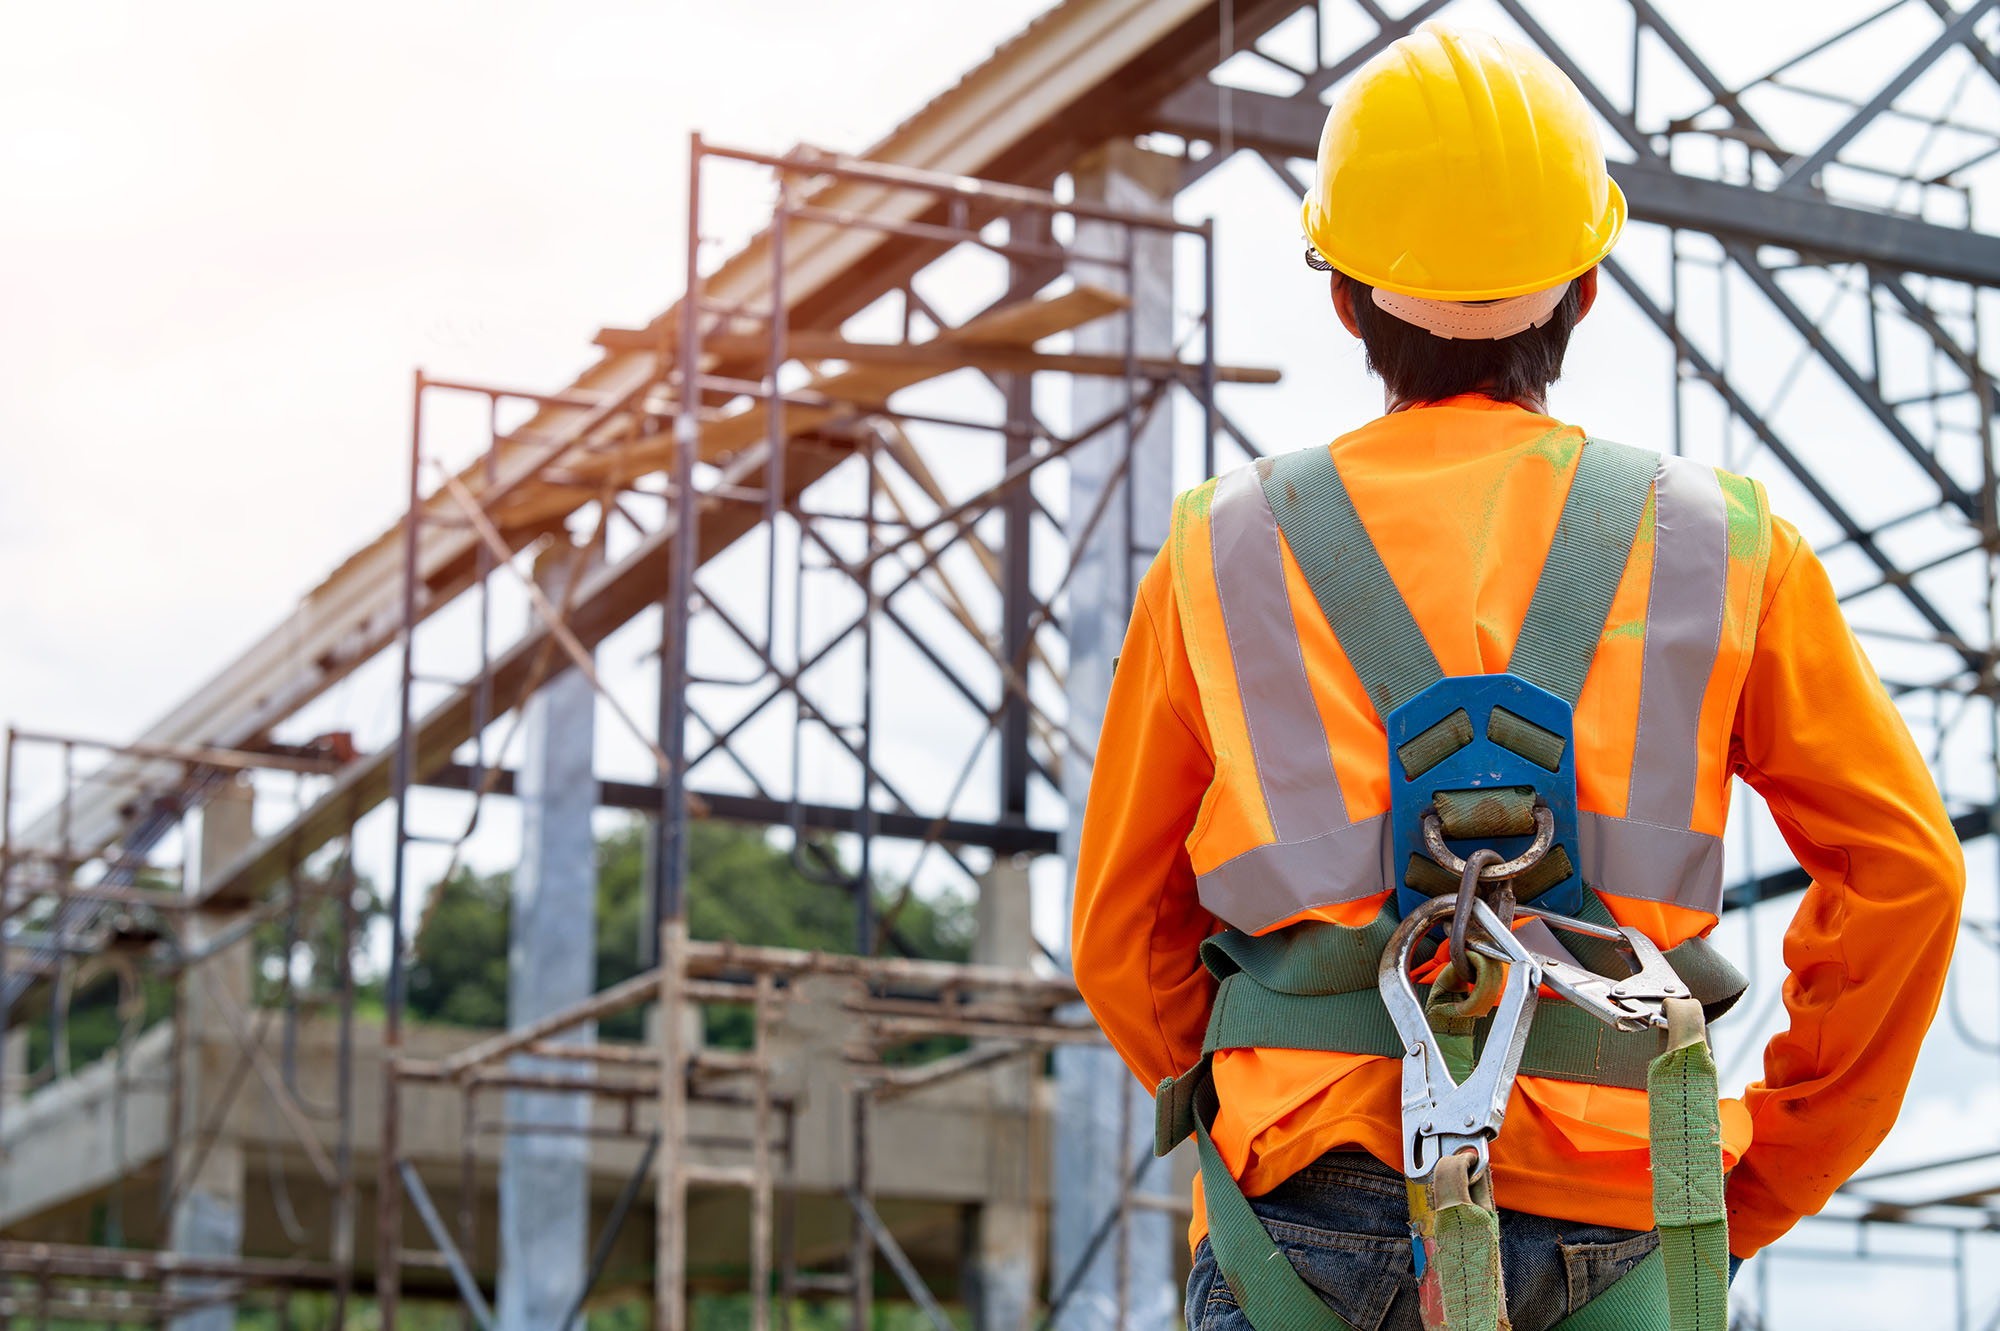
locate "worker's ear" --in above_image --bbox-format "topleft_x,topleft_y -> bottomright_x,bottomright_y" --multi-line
1575,267 -> 1599,322
1331,273 -> 1363,339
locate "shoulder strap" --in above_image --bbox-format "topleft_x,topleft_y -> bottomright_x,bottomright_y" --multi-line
1261,448 -> 1443,718
1509,439 -> 1659,707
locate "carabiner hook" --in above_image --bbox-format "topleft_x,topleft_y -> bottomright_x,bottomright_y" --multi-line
1379,894 -> 1544,1182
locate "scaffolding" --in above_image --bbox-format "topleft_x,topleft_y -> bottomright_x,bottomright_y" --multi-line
365,140 -> 1230,1331
0,725 -> 364,1325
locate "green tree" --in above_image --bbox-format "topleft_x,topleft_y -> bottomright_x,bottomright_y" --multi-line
409,818 -> 975,1048
404,863 -> 512,1028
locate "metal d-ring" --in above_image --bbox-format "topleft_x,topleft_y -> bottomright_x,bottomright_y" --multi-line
1421,804 -> 1555,881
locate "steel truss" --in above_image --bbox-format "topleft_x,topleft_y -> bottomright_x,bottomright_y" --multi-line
7,2 -> 2000,1328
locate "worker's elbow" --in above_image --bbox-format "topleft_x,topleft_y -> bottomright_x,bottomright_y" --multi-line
1926,804 -> 1969,909
1070,916 -> 1107,1010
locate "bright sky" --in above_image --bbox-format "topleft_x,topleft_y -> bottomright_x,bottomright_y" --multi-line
7,2 -> 2000,1324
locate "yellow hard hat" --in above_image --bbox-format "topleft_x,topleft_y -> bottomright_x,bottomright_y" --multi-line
1302,21 -> 1625,303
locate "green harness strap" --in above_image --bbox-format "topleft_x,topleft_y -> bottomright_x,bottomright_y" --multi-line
1645,999 -> 1731,1330
1191,1069 -> 1360,1331
1508,439 -> 1659,707
1174,1007 -> 1729,1331
1261,450 -> 1443,716
1262,438 -> 1657,719
1546,1001 -> 1730,1331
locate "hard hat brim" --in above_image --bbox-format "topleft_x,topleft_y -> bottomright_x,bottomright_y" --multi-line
1302,177 -> 1627,304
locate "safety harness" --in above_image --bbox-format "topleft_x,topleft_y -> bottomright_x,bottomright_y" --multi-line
1154,440 -> 1744,1331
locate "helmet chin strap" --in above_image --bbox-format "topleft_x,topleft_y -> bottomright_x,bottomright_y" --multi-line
1373,281 -> 1571,340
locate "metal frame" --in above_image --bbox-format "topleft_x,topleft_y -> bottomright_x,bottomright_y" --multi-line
362,140 -> 1228,1330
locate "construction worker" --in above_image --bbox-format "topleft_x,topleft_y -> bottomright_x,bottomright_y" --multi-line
1072,20 -> 1964,1331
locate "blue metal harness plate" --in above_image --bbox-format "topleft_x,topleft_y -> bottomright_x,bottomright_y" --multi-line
1386,673 -> 1584,921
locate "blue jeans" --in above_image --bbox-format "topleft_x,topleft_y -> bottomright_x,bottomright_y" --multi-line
1184,1150 -> 1739,1331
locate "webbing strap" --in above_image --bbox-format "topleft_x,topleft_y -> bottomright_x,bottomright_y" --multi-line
1418,1153 -> 1508,1331
1190,1071 -> 1360,1331
1262,449 -> 1443,717
1201,906 -> 1400,994
1203,981 -> 1403,1061
1168,981 -> 1665,1103
1509,440 -> 1658,707
1648,999 -> 1730,1330
1548,1248 -> 1671,1331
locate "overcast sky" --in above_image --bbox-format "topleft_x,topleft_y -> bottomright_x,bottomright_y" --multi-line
7,2 -> 2000,1324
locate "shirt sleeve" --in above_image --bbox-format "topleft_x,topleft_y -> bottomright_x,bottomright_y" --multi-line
1724,517 -> 1966,1255
1071,550 -> 1220,1090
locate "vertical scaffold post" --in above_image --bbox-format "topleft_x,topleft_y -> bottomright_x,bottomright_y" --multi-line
750,971 -> 777,1331
655,129 -> 705,1331
0,726 -> 12,1145
331,854 -> 358,1329
1201,220 -> 1218,479
378,367 -> 427,1330
766,170 -> 790,654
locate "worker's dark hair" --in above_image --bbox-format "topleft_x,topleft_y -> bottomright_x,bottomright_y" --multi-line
1334,270 -> 1586,407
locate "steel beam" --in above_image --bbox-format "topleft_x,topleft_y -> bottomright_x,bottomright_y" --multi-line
1721,240 -> 1982,518
1778,0 -> 2000,190
420,767 -> 1059,855
1146,83 -> 2000,287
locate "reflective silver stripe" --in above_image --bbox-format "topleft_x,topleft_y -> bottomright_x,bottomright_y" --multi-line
1196,814 -> 1390,935
1210,463 -> 1346,841
1578,811 -> 1724,913
1627,457 -> 1729,828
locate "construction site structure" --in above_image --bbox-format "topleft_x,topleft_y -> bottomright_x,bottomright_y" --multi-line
6,2 -> 2000,1328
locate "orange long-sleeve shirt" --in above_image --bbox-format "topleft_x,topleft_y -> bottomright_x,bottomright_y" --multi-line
1071,398 -> 1963,1259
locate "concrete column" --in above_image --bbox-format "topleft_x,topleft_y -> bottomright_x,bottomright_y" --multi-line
169,776 -> 255,1331
967,855 -> 1037,1331
2,1028 -> 26,1108
1054,141 -> 1180,1331
497,540 -> 600,1331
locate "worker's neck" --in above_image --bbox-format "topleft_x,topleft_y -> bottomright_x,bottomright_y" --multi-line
1384,388 -> 1547,415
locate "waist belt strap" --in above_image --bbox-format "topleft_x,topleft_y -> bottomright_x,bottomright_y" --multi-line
1159,905 -> 1738,1331
1194,977 -> 1667,1090
1189,1064 -> 1360,1331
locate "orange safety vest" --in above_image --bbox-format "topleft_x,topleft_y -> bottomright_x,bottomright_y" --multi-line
1170,446 -> 1768,939
1165,412 -> 1770,1239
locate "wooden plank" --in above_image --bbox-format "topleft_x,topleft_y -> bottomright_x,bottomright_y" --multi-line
591,326 -> 1281,385
488,285 -> 1129,531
